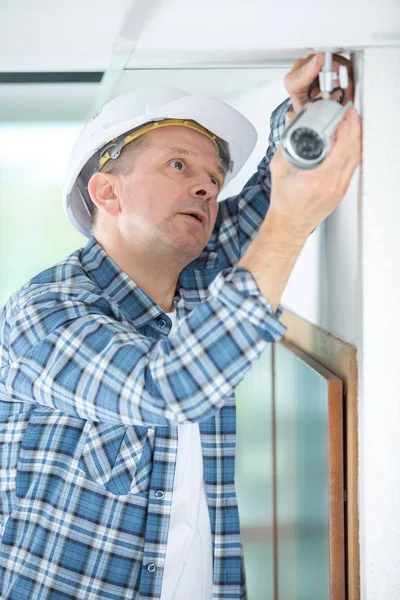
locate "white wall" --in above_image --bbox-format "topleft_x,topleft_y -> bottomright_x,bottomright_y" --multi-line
359,47 -> 400,600
226,48 -> 400,599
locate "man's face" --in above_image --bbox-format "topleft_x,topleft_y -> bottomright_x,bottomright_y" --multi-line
115,125 -> 225,263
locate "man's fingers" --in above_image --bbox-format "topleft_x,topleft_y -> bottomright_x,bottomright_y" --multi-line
334,108 -> 361,165
284,53 -> 324,96
322,108 -> 362,183
336,109 -> 362,184
285,53 -> 354,115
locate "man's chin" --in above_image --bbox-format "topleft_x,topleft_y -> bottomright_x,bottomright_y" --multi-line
166,232 -> 204,254
166,240 -> 206,266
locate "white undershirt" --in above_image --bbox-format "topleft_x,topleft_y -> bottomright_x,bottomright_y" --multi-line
159,310 -> 213,600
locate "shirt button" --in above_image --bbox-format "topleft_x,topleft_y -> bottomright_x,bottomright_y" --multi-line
156,318 -> 166,328
155,490 -> 164,499
147,563 -> 156,573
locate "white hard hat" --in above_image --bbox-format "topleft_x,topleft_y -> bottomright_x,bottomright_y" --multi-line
62,85 -> 258,237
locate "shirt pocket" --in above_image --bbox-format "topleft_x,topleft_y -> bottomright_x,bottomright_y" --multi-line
78,422 -> 155,496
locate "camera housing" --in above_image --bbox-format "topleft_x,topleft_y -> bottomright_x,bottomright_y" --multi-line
281,99 -> 353,170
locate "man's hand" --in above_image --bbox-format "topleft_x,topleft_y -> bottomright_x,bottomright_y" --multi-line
284,52 -> 354,119
269,98 -> 362,238
269,52 -> 361,235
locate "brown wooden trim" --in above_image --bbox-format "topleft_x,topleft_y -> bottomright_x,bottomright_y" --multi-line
327,372 -> 346,600
280,309 -> 359,600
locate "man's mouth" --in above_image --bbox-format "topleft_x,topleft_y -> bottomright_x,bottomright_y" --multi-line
180,211 -> 207,226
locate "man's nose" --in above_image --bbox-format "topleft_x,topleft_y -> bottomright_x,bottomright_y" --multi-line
189,179 -> 217,201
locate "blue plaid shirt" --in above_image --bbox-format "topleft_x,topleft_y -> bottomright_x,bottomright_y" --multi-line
0,98 -> 290,600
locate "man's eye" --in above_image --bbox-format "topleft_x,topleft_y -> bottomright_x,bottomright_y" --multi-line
170,160 -> 185,171
211,177 -> 220,188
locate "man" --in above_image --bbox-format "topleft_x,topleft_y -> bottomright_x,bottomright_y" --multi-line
0,54 -> 361,600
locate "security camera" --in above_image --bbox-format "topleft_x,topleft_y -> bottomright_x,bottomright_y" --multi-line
280,99 -> 353,169
281,51 -> 353,170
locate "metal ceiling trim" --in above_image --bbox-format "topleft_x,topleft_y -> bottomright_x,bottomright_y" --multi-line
0,72 -> 103,84
92,0 -> 168,114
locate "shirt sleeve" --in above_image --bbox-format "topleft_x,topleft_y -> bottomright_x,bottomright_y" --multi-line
0,268 -> 286,427
215,97 -> 292,264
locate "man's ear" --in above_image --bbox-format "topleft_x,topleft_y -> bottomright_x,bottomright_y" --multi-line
87,173 -> 120,216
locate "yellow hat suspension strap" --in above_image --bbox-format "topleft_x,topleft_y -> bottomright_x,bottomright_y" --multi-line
98,119 -> 220,169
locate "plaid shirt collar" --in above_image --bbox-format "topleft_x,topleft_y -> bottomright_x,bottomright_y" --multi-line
80,236 -> 219,328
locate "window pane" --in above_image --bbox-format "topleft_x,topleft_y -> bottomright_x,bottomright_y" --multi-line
275,343 -> 330,600
236,344 -> 274,599
0,122 -> 85,308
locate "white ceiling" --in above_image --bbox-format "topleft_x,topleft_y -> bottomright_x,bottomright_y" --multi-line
0,0 -> 132,72
1,0 -> 399,122
121,0 -> 400,65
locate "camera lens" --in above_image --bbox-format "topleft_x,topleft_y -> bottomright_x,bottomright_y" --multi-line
290,128 -> 324,160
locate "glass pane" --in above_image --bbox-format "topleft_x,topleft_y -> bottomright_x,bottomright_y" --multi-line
275,343 -> 330,600
236,344 -> 274,600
